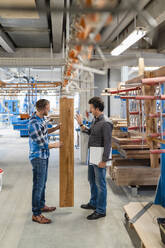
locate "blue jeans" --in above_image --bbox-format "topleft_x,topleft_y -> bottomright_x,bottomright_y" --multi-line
88,164 -> 107,214
31,158 -> 49,216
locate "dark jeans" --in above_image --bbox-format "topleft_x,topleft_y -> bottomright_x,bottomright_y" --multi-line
88,164 -> 107,214
31,158 -> 49,216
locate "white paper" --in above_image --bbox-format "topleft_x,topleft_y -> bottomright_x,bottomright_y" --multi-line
89,147 -> 112,167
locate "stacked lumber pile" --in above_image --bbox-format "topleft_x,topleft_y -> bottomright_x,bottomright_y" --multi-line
105,64 -> 165,186
110,136 -> 160,186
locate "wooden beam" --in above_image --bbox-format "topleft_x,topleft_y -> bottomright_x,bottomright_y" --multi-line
143,71 -> 159,168
60,97 -> 74,207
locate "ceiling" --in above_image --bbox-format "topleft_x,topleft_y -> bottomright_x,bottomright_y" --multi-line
0,0 -> 164,68
0,0 -> 65,52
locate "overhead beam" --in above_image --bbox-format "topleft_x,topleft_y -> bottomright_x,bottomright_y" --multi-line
50,0 -> 64,53
109,0 -> 165,51
0,57 -> 65,67
102,0 -> 151,44
88,53 -> 165,68
0,48 -> 65,67
0,29 -> 15,53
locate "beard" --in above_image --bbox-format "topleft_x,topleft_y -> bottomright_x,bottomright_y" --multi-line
43,111 -> 48,116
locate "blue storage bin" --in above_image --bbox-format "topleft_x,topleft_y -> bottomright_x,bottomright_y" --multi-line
120,127 -> 128,132
20,130 -> 29,137
112,149 -> 120,155
13,124 -> 28,130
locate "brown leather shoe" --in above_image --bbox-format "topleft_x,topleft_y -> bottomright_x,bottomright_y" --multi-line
41,205 -> 56,212
32,215 -> 52,224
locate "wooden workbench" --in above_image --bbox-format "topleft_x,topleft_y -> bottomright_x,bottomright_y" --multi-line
124,202 -> 165,248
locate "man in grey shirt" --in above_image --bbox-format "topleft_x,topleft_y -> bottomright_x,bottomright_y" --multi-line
76,97 -> 113,220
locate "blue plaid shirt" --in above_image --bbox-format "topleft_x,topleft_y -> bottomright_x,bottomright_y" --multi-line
28,113 -> 50,161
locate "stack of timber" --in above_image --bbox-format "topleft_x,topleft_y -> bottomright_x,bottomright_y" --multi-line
106,64 -> 165,186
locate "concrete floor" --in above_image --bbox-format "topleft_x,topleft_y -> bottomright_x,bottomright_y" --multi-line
0,128 -> 156,248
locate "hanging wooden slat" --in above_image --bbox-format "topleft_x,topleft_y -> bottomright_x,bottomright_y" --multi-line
60,97 -> 74,207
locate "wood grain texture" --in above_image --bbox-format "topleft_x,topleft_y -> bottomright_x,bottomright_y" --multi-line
124,202 -> 165,248
143,72 -> 159,168
60,97 -> 74,207
110,166 -> 160,186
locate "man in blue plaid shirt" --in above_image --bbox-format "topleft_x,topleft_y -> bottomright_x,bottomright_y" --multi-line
29,99 -> 62,224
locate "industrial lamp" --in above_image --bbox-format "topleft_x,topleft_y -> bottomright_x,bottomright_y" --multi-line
111,27 -> 147,56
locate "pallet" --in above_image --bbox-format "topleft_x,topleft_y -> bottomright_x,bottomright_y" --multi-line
124,202 -> 165,248
109,166 -> 160,186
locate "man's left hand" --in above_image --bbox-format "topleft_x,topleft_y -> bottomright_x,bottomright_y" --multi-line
98,161 -> 106,168
56,123 -> 62,130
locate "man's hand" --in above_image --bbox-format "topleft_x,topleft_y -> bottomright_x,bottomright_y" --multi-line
98,161 -> 106,168
54,142 -> 63,148
75,114 -> 82,126
56,123 -> 62,130
48,124 -> 62,134
49,142 -> 63,149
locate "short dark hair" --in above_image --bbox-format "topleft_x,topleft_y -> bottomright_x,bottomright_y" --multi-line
88,97 -> 104,112
36,99 -> 49,111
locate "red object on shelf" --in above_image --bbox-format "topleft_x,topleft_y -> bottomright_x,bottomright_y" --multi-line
149,113 -> 165,118
136,95 -> 165,100
142,77 -> 165,85
0,169 -> 3,174
150,149 -> 165,154
148,132 -> 165,138
129,111 -> 140,115
121,95 -> 165,100
128,126 -> 139,130
128,126 -> 146,130
106,86 -> 141,94
120,96 -> 136,99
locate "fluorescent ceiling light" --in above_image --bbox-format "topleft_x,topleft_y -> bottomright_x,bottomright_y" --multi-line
111,28 -> 147,56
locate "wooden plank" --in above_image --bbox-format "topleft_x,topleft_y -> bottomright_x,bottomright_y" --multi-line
111,166 -> 160,186
126,150 -> 150,155
143,71 -> 159,168
126,92 -> 131,138
125,74 -> 144,85
112,159 -> 150,167
151,66 -> 165,78
112,136 -> 144,145
124,202 -> 165,248
60,97 -> 74,207
126,154 -> 150,159
112,130 -> 128,138
138,58 -> 144,137
120,145 -> 149,149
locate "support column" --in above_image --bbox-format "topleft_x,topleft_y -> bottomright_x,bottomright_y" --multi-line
79,72 -> 94,164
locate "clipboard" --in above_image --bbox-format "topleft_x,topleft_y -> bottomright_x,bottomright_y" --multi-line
89,147 -> 112,167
